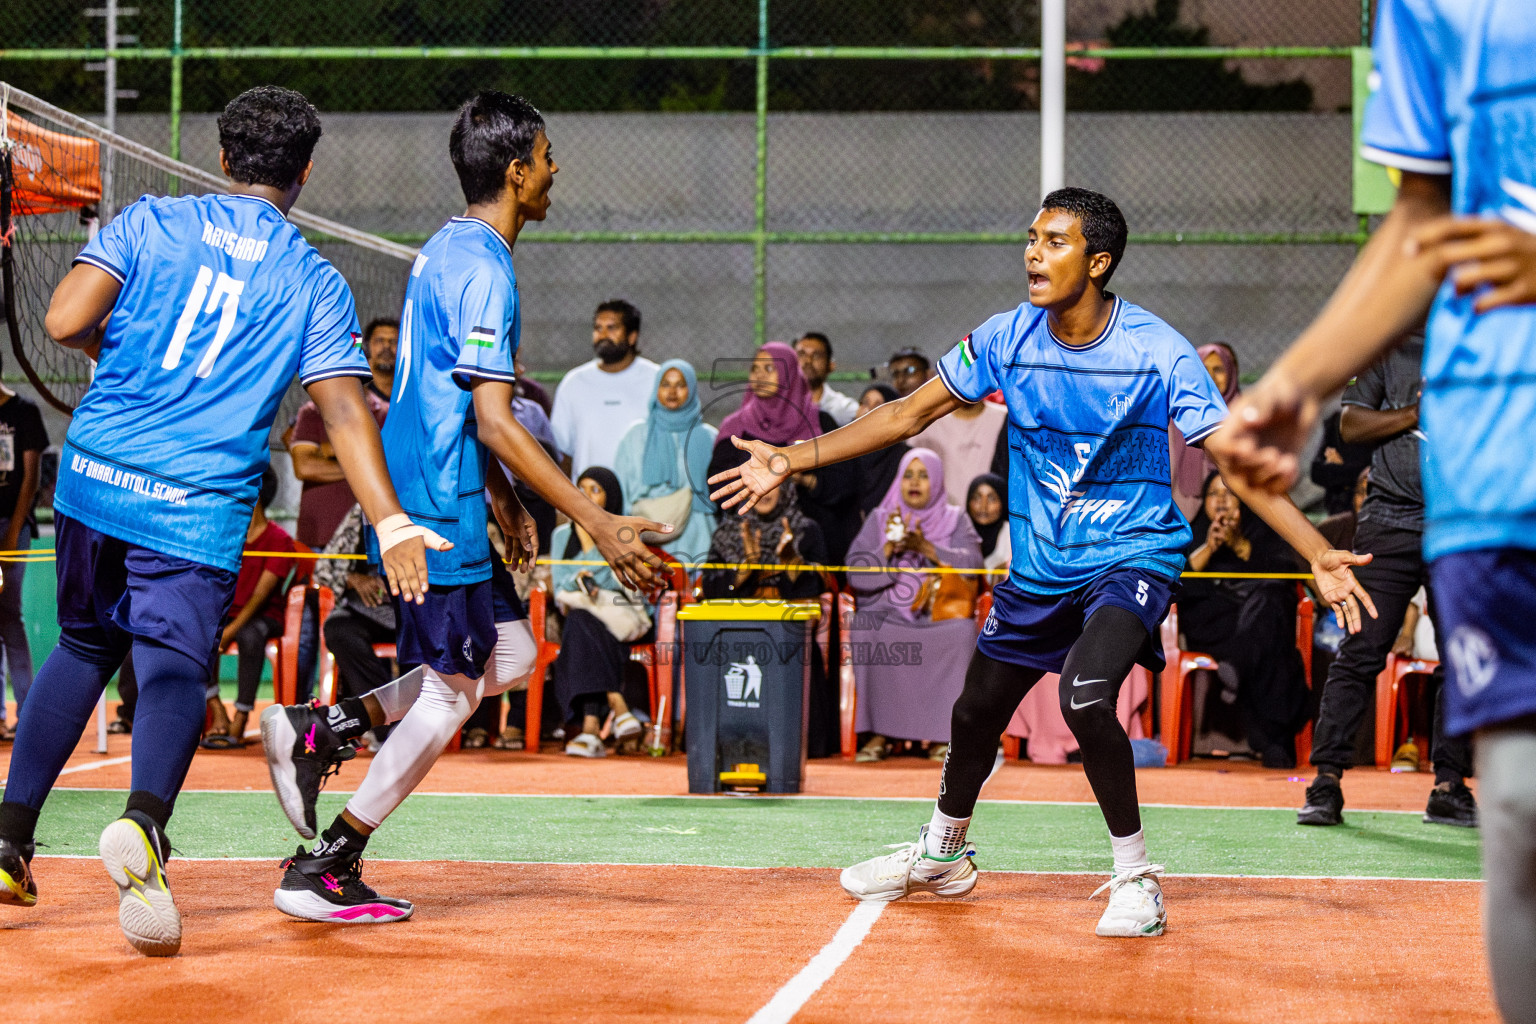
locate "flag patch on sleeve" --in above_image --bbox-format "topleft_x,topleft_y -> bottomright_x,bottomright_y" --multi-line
349,331 -> 363,350
958,333 -> 976,369
466,326 -> 496,349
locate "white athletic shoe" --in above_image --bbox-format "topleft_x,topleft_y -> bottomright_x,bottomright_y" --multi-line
839,826 -> 977,902
1091,864 -> 1166,937
100,813 -> 182,956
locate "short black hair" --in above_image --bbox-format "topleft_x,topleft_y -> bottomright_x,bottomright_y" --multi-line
450,91 -> 546,206
1039,186 -> 1129,287
257,466 -> 278,511
362,317 -> 399,345
217,86 -> 323,190
798,332 -> 832,359
595,298 -> 641,336
888,347 -> 930,372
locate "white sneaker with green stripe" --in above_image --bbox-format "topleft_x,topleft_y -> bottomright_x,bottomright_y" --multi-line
839,825 -> 977,902
1091,864 -> 1166,937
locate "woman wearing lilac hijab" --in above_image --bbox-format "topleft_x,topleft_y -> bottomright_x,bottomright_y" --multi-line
844,448 -> 983,762
1169,342 -> 1240,519
708,342 -> 861,562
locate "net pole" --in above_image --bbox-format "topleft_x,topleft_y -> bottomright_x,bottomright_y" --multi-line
101,0 -> 118,222
169,0 -> 183,190
1039,0 -> 1065,199
752,0 -> 769,350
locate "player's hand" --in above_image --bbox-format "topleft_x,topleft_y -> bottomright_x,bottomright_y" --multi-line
490,488 -> 539,573
1408,216 -> 1536,313
1309,549 -> 1377,634
589,513 -> 671,591
708,437 -> 792,514
375,514 -> 453,605
1205,371 -> 1319,495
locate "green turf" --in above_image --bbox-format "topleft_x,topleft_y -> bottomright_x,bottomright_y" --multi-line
33,790 -> 1481,879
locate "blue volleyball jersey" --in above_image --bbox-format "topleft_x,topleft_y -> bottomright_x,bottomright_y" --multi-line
935,296 -> 1227,595
1361,0 -> 1536,560
58,193 -> 370,572
379,216 -> 519,585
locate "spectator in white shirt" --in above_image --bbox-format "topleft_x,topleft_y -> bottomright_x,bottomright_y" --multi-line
795,332 -> 859,427
550,299 -> 660,479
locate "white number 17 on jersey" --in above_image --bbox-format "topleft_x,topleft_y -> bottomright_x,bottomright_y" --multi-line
163,265 -> 244,377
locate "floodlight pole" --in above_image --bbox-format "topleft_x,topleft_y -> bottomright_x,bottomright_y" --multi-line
1040,0 -> 1065,199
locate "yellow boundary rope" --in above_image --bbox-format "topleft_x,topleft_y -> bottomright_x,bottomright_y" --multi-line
0,549 -> 1314,580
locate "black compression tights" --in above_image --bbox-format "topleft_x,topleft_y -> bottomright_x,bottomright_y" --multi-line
938,605 -> 1149,838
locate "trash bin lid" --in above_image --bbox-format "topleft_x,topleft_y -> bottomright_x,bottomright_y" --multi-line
676,599 -> 821,621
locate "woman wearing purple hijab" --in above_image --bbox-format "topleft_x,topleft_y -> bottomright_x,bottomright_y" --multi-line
709,342 -> 861,562
845,448 -> 983,762
1169,342 -> 1240,519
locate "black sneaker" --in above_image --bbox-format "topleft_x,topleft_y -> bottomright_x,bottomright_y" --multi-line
0,837 -> 36,907
273,846 -> 413,923
260,702 -> 357,840
1424,781 -> 1479,828
1297,773 -> 1345,826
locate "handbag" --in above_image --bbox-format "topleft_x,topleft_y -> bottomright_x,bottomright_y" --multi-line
632,486 -> 693,543
910,571 -> 980,622
555,585 -> 653,642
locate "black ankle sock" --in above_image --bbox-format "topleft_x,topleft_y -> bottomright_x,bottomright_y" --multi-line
325,698 -> 371,741
0,801 -> 40,847
314,816 -> 368,858
124,791 -> 173,834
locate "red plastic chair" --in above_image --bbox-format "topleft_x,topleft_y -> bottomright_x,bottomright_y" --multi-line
279,583 -> 332,706
1159,584 -> 1315,765
1374,653 -> 1438,768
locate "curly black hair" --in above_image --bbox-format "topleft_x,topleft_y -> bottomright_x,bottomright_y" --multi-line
450,91 -> 546,205
257,466 -> 279,511
216,86 -> 323,190
1040,186 -> 1129,286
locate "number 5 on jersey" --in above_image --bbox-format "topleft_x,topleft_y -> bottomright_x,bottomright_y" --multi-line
164,265 -> 244,377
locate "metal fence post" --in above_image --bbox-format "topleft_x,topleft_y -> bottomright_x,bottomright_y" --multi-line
169,0 -> 183,187
753,0 -> 769,349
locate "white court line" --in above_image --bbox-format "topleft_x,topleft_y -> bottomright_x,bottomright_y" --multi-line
0,755 -> 131,788
745,901 -> 885,1024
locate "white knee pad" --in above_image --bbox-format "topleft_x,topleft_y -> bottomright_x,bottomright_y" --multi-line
484,619 -> 537,698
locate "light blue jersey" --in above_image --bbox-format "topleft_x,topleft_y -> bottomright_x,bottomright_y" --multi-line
936,296 -> 1227,595
380,216 -> 519,585
1362,0 -> 1536,560
58,193 -> 370,571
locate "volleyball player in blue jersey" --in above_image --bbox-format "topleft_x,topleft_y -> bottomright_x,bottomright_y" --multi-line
711,188 -> 1374,937
0,87 -> 444,956
1210,0 -> 1536,1014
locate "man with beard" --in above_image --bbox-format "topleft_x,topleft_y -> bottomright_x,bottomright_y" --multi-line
550,299 -> 659,479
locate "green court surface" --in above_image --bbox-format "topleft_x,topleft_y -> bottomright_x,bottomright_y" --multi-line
36,790 -> 1481,879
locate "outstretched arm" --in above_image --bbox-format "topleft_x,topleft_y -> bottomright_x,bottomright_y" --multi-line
472,379 -> 669,590
308,376 -> 447,604
1205,172 -> 1451,493
709,375 -> 965,514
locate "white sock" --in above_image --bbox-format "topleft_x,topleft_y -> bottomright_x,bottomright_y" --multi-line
924,806 -> 971,858
371,666 -> 425,724
1110,829 -> 1150,876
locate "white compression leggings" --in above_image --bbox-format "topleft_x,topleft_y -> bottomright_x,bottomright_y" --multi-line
344,620 -> 536,830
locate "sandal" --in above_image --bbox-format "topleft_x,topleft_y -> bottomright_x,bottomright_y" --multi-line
493,727 -> 525,751
199,732 -> 244,750
855,735 -> 888,763
612,712 -> 642,740
0,723 -> 14,742
928,742 -> 950,763
564,732 -> 606,758
461,727 -> 489,749
107,719 -> 132,735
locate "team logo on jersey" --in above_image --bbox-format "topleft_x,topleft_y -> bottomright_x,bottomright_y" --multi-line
1108,393 -> 1133,417
1445,625 -> 1498,700
466,326 -> 496,349
957,334 -> 976,369
1041,441 -> 1126,526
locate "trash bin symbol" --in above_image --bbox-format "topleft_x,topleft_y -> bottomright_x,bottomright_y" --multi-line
724,657 -> 762,704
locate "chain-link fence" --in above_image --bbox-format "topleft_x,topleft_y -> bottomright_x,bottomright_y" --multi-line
1,0 -> 1371,384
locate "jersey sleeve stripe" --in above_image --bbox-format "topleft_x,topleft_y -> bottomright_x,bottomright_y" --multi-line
298,367 -> 375,387
451,366 -> 519,385
934,360 -> 981,404
72,253 -> 126,283
1359,144 -> 1452,175
1181,420 -> 1222,445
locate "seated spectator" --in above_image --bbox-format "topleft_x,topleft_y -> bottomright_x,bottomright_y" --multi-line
966,472 -> 1011,574
911,388 -> 1008,506
710,342 -> 860,563
846,448 -> 983,763
315,504 -> 401,720
0,380 -> 47,741
550,468 -> 650,758
550,299 -> 659,479
795,332 -> 859,427
1312,468 -> 1370,661
514,354 -> 552,416
503,387 -> 563,556
204,468 -> 304,748
887,347 -> 931,398
851,383 -> 908,517
1170,342 -> 1238,520
614,359 -> 718,565
701,482 -> 837,754
1180,471 -> 1309,768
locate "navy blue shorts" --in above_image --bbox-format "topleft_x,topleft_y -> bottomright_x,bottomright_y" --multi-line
54,513 -> 238,666
976,568 -> 1178,674
1430,548 -> 1536,735
395,567 -> 526,679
